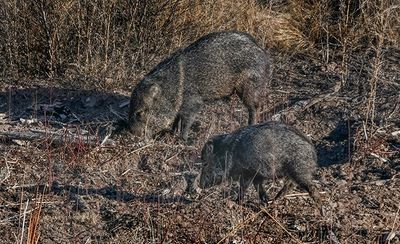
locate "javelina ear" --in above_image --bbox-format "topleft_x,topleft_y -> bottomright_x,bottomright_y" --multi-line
147,84 -> 161,98
201,140 -> 214,163
205,140 -> 214,154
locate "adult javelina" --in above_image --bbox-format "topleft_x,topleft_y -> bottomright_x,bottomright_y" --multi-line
199,121 -> 321,206
128,31 -> 270,140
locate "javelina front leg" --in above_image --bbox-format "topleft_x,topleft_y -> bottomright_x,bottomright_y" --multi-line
177,97 -> 203,141
236,176 -> 252,204
247,103 -> 258,125
253,178 -> 268,203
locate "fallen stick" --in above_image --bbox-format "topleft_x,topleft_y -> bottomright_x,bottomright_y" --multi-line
0,130 -> 115,146
266,78 -> 343,122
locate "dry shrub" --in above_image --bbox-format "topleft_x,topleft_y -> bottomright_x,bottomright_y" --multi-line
158,0 -> 309,50
0,0 -> 311,85
289,0 -> 400,49
0,0 -> 398,86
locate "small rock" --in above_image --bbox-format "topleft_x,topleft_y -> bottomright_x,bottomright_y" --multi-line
20,118 -> 38,125
59,114 -> 67,120
391,130 -> 400,136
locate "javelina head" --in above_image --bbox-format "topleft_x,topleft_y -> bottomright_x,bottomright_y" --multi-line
199,135 -> 229,189
127,83 -> 161,138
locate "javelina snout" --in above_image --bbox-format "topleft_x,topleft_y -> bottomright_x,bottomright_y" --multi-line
198,122 -> 321,207
127,31 -> 271,141
199,134 -> 229,189
128,83 -> 171,138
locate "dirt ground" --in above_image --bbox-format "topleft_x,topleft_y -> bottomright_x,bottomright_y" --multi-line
0,49 -> 399,243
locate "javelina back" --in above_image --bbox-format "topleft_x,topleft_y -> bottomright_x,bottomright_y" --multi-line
128,31 -> 271,140
199,121 -> 321,206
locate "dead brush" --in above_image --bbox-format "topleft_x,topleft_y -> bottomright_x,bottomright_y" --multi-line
26,190 -> 45,244
0,0 -> 338,84
1,0 -> 399,85
352,122 -> 397,163
170,0 -> 311,51
284,0 -> 332,46
362,1 -> 400,129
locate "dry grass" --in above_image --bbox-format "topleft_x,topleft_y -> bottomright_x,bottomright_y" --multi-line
1,0 -> 398,88
26,191 -> 44,244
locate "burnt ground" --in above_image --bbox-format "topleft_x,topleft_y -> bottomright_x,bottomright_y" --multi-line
0,49 -> 399,243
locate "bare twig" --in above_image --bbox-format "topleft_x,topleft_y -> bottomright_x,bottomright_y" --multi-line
126,143 -> 154,156
217,209 -> 264,244
0,130 -> 115,147
27,192 -> 44,244
284,191 -> 327,198
0,161 -> 10,184
269,78 -> 342,122
20,199 -> 29,244
261,208 -> 303,244
388,203 -> 400,242
370,152 -> 388,162
0,210 -> 33,225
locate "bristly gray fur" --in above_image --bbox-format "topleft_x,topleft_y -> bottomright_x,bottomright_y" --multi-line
199,121 -> 321,207
127,31 -> 271,140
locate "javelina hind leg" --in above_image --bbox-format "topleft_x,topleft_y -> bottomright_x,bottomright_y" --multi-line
253,177 -> 268,203
291,174 -> 323,214
297,181 -> 322,209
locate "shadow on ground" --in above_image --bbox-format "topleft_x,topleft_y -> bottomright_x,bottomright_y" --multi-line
0,86 -> 130,124
316,120 -> 353,167
0,181 -> 192,208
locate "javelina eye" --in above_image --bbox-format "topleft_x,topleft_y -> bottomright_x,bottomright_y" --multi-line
135,111 -> 144,119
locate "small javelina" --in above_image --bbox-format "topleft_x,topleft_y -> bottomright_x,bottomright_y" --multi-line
199,121 -> 321,206
127,31 -> 270,140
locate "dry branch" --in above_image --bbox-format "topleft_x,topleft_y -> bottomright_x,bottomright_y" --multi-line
0,130 -> 115,147
269,78 -> 343,122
